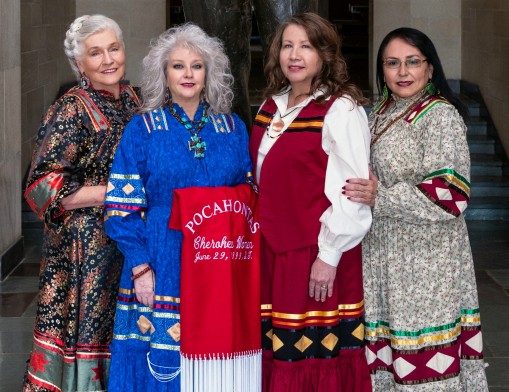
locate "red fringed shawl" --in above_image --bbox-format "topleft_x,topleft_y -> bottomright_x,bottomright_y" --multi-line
169,184 -> 261,358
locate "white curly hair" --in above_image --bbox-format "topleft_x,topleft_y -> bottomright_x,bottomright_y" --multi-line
64,14 -> 124,80
140,23 -> 234,114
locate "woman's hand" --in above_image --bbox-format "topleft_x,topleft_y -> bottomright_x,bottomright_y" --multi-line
309,258 -> 336,302
343,167 -> 378,207
61,185 -> 107,210
132,263 -> 155,308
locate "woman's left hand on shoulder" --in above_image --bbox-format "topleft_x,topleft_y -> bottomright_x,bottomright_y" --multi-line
343,167 -> 378,207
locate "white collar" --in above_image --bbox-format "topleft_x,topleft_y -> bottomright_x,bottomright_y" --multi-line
273,88 -> 329,114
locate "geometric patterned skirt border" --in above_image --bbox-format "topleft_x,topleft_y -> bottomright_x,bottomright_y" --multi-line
365,314 -> 489,391
260,239 -> 371,391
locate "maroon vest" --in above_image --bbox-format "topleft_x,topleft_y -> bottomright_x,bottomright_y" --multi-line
249,97 -> 336,254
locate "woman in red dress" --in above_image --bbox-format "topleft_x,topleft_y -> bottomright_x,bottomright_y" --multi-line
249,12 -> 374,392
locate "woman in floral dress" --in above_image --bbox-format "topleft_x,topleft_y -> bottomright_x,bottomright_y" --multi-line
345,27 -> 489,391
23,15 -> 140,391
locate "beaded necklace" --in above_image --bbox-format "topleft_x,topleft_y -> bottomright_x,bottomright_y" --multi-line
370,93 -> 428,147
169,99 -> 209,158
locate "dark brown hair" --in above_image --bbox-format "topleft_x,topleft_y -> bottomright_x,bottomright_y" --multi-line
263,12 -> 367,105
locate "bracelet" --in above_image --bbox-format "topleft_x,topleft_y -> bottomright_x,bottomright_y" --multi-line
131,265 -> 151,280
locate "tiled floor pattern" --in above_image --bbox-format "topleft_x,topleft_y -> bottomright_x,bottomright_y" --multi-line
1,222 -> 508,391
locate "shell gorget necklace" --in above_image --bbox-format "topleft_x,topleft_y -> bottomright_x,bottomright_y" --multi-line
265,105 -> 301,139
169,99 -> 209,158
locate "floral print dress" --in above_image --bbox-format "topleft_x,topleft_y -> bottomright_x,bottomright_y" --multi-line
363,91 -> 489,391
23,84 -> 140,392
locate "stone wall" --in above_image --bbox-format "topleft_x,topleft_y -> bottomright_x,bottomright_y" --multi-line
20,0 -> 166,174
370,0 -> 462,93
76,0 -> 167,87
462,0 -> 509,156
0,1 -> 22,278
21,0 -> 76,178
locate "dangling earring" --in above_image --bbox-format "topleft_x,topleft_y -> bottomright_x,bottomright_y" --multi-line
80,72 -> 90,89
425,79 -> 436,95
382,84 -> 389,99
164,88 -> 171,105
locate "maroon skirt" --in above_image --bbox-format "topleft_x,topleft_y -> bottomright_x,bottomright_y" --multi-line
260,238 -> 372,392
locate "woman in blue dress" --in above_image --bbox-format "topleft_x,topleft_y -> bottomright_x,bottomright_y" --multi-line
104,24 -> 253,391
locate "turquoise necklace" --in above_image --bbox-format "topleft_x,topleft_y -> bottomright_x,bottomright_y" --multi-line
168,100 -> 209,158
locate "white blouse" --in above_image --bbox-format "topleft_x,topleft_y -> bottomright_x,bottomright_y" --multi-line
256,89 -> 372,267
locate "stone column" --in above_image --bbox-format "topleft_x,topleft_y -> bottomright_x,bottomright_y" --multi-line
0,0 -> 22,279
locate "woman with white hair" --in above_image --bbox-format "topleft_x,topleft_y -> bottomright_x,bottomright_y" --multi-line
23,14 -> 140,392
104,23 -> 257,391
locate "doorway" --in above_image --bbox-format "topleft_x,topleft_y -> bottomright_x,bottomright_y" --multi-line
328,0 -> 370,91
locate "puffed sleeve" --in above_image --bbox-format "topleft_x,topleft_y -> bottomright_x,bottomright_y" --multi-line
373,103 -> 470,223
24,96 -> 90,229
318,97 -> 373,267
104,115 -> 150,270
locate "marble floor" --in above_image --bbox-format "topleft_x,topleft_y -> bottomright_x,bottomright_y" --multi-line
1,221 -> 509,391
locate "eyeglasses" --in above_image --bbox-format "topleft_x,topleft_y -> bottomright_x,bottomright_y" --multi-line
383,58 -> 427,69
